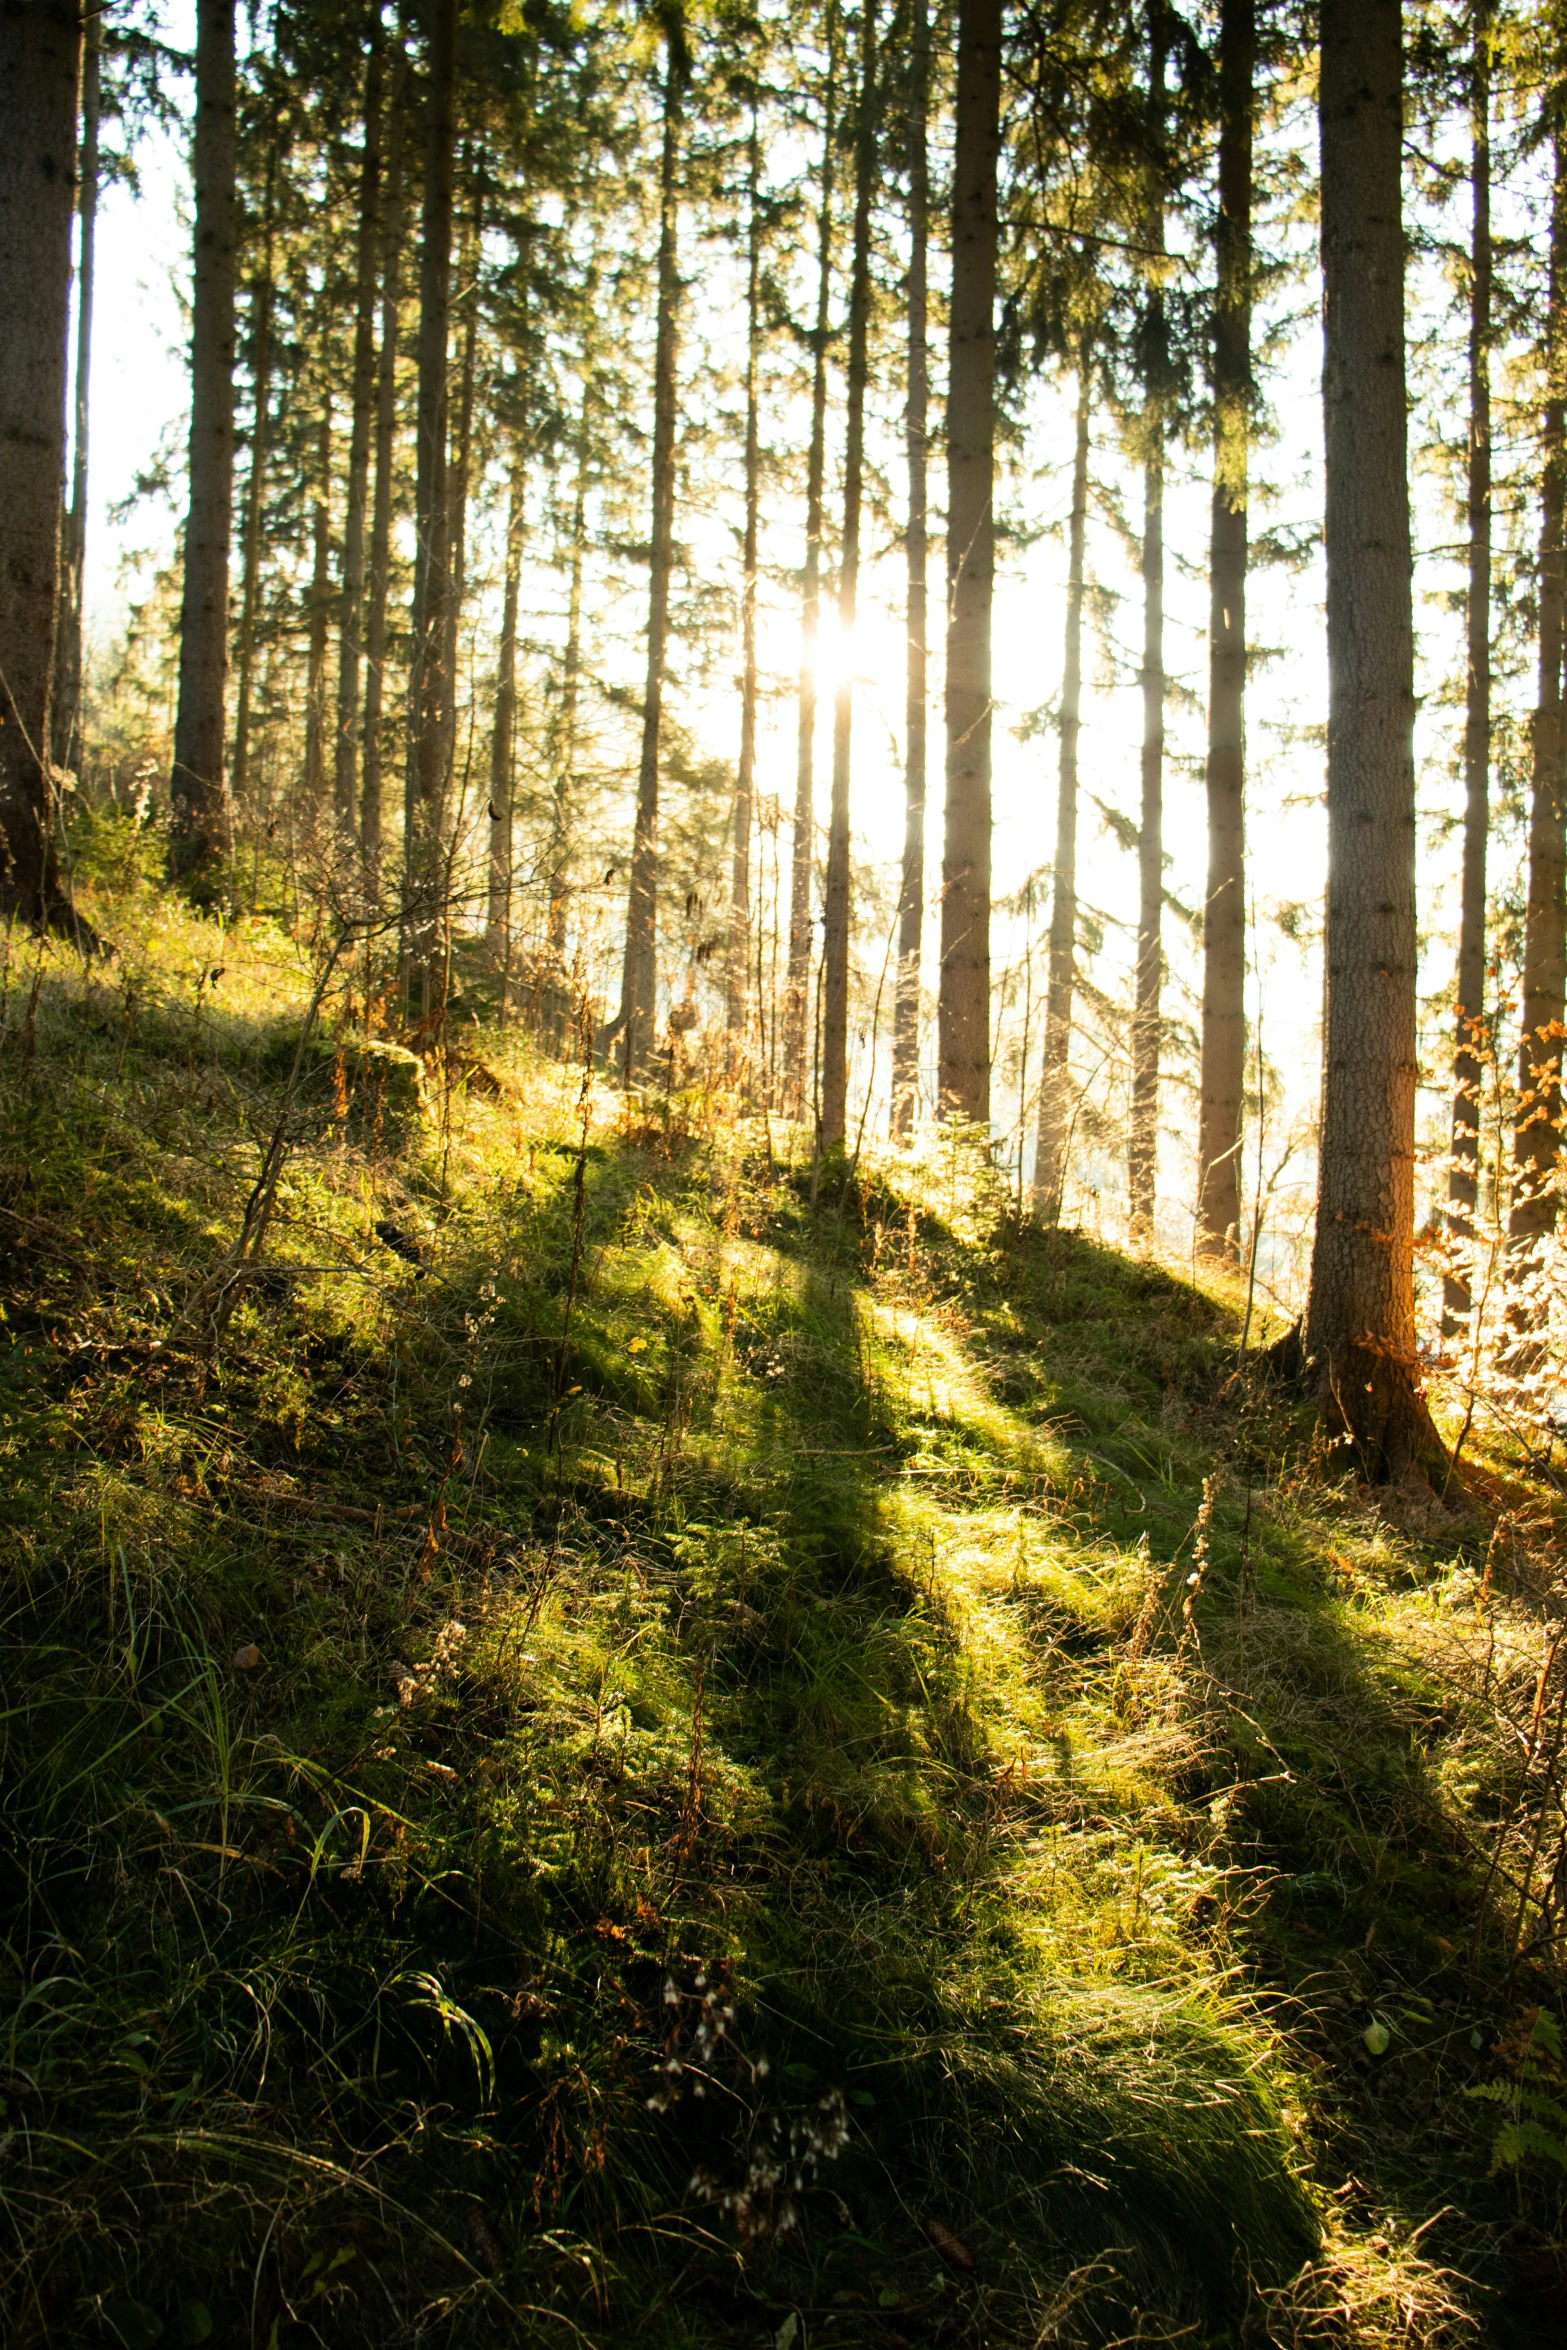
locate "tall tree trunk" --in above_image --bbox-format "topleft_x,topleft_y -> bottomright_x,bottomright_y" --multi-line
549,363 -> 592,964
229,139 -> 279,825
727,96 -> 763,1042
170,0 -> 238,892
333,6 -> 384,846
441,168 -> 481,833
1304,0 -> 1443,1480
1444,8 -> 1492,1334
892,0 -> 929,1141
1196,0 -> 1253,1262
783,0 -> 839,1118
1510,119 -> 1567,1297
0,0 -> 78,929
618,31 -> 684,1085
1128,9 -> 1167,1243
302,403 -> 333,817
1032,346 -> 1091,1217
487,445 -> 522,958
53,9 -> 99,779
404,0 -> 458,1010
361,72 -> 406,889
938,0 -> 1002,1126
821,0 -> 878,1152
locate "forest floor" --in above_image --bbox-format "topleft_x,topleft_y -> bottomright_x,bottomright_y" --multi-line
0,826 -> 1564,2350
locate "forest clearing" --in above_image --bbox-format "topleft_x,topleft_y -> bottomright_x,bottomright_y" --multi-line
3,0 -> 1567,2340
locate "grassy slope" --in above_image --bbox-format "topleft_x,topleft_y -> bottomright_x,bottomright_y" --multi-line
0,853 -> 1561,2348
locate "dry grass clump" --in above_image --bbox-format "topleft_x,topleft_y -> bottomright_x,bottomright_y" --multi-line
1259,2226 -> 1478,2350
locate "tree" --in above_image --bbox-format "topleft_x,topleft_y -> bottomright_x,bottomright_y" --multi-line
405,0 -> 459,1009
1510,105 -> 1567,1301
487,441 -> 524,962
938,0 -> 1002,1126
1441,1 -> 1493,1335
0,0 -> 80,929
618,11 -> 687,1086
1032,341 -> 1092,1216
170,0 -> 239,892
1195,0 -> 1253,1263
361,64 -> 407,887
1127,1 -> 1168,1244
726,85 -> 764,1044
333,4 -> 385,846
53,6 -> 100,779
821,0 -> 878,1151
1303,0 -> 1444,1479
891,0 -> 930,1140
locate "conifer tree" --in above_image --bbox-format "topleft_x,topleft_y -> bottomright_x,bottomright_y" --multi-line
1195,0 -> 1253,1262
726,84 -> 764,1042
939,0 -> 1002,1126
1127,1 -> 1168,1242
0,0 -> 79,930
54,8 -> 100,779
333,4 -> 385,846
170,0 -> 239,891
891,0 -> 930,1140
1305,0 -> 1443,1477
821,0 -> 878,1151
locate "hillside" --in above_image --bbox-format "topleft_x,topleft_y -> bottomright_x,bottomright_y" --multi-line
0,840 -> 1562,2348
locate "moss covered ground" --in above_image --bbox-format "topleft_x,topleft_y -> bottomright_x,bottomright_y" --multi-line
0,835 -> 1562,2346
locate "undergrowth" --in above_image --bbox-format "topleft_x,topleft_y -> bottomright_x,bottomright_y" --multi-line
0,842 -> 1562,2347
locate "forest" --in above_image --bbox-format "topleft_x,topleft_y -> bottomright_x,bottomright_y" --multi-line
1,0 -> 1567,2343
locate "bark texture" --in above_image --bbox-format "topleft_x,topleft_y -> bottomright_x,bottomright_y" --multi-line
1511,121 -> 1567,1280
938,0 -> 1002,1126
1444,11 -> 1493,1333
619,36 -> 684,1085
1128,8 -> 1167,1243
404,0 -> 458,1007
229,140 -> 279,821
727,99 -> 763,1042
53,9 -> 98,778
334,11 -> 384,844
361,72 -> 406,888
0,0 -> 78,927
302,405 -> 333,816
170,0 -> 238,889
549,360 -> 593,965
1305,0 -> 1443,1480
487,448 -> 523,961
821,0 -> 878,1152
1032,350 -> 1091,1218
1196,0 -> 1253,1262
891,0 -> 930,1141
784,3 -> 838,1119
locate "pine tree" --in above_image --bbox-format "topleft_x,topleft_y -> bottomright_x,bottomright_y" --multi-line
939,0 -> 1002,1126
53,8 -> 100,779
1195,0 -> 1254,1263
1305,0 -> 1444,1478
333,4 -> 385,847
170,0 -> 239,892
726,84 -> 764,1043
891,0 -> 930,1140
0,0 -> 79,930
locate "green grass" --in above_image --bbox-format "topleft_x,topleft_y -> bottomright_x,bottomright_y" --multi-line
0,839 -> 1561,2346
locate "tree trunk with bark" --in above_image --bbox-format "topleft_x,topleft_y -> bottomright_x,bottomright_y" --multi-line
1511,119 -> 1567,1295
892,0 -> 929,1142
53,9 -> 99,779
302,404 -> 333,817
229,139 -> 279,825
938,0 -> 1002,1126
0,0 -> 78,928
440,169 -> 481,832
784,2 -> 838,1118
1444,13 -> 1493,1334
361,70 -> 406,889
1196,0 -> 1253,1262
170,0 -> 238,892
1304,0 -> 1444,1481
404,0 -> 458,1010
548,362 -> 592,964
487,446 -> 523,963
821,0 -> 878,1152
1128,8 -> 1168,1243
1032,347 -> 1091,1217
727,96 -> 763,1042
618,32 -> 684,1085
333,8 -> 384,846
